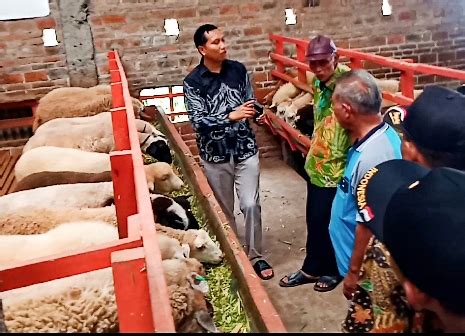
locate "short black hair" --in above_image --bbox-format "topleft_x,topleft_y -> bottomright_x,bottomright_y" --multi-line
193,24 -> 218,48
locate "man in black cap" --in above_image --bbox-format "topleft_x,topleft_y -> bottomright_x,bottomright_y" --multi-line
280,35 -> 351,291
343,85 -> 465,333
349,159 -> 465,333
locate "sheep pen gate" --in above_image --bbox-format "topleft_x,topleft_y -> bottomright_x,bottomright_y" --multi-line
0,51 -> 176,333
264,33 -> 465,158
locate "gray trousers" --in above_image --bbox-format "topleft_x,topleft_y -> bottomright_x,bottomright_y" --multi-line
201,153 -> 262,260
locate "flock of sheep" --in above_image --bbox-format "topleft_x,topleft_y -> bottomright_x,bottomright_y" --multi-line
0,85 -> 224,333
264,70 -> 421,136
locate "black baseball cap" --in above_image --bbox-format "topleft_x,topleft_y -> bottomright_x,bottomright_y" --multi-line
356,159 -> 465,314
402,85 -> 465,154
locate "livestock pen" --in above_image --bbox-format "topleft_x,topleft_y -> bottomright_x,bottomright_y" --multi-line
0,50 -> 286,333
264,33 -> 465,157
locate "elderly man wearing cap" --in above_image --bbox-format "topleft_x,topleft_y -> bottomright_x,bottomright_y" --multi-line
342,85 -> 465,333
280,35 -> 351,291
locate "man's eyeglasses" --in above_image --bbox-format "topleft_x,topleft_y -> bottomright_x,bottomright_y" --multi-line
308,56 -> 334,68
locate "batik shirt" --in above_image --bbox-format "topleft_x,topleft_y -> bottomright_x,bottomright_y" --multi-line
304,64 -> 351,187
183,59 -> 258,163
342,236 -> 431,333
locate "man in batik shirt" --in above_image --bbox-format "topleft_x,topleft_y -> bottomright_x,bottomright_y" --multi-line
280,35 -> 350,291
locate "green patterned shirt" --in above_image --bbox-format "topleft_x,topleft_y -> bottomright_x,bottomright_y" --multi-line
304,64 -> 351,187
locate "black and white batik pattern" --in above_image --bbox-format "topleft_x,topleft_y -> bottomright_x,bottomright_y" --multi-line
183,62 -> 257,163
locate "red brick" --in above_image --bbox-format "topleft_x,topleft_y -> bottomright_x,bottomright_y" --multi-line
252,71 -> 268,82
175,8 -> 197,18
387,34 -> 405,45
1,73 -> 24,84
438,52 -> 456,62
24,71 -> 48,82
240,4 -> 261,14
244,27 -> 263,36
89,16 -> 103,26
398,10 -> 416,21
159,45 -> 180,52
36,17 -> 57,30
220,5 -> 239,15
432,31 -> 448,40
101,15 -> 126,24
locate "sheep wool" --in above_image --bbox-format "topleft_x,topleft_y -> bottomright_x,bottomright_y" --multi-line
1,268 -> 117,333
15,146 -> 111,182
0,206 -> 117,235
0,182 -> 114,214
32,85 -> 144,131
155,225 -> 223,264
0,221 -> 118,265
271,82 -> 301,107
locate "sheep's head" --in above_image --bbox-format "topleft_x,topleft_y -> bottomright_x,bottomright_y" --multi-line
173,195 -> 199,230
189,230 -> 223,264
144,162 -> 183,194
131,98 -> 145,119
145,139 -> 172,164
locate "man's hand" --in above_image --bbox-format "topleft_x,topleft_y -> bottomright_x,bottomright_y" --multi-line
228,100 -> 255,121
255,114 -> 266,125
343,271 -> 359,300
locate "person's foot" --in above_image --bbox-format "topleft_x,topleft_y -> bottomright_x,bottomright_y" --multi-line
313,275 -> 343,292
279,270 -> 319,287
252,259 -> 274,280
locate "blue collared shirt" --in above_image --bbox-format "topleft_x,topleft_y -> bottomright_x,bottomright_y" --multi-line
183,59 -> 258,163
329,122 -> 402,276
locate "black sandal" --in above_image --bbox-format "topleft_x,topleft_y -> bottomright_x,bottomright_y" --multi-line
279,270 -> 319,287
253,259 -> 274,280
313,275 -> 343,292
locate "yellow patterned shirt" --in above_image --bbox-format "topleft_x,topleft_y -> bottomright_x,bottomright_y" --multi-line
304,64 -> 351,187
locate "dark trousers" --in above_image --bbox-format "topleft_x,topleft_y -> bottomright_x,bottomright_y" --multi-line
301,182 -> 339,276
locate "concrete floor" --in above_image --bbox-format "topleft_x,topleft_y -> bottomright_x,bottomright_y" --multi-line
233,158 -> 349,333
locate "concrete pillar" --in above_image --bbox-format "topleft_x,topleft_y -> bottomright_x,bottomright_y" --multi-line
57,0 -> 98,87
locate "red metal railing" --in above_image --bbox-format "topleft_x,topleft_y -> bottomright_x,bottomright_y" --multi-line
266,33 -> 465,155
0,52 -> 175,333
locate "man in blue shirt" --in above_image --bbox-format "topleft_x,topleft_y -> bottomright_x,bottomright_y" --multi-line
327,69 -> 402,294
183,24 -> 273,280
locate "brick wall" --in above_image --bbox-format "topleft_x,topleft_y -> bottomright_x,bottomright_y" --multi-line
1,0 -> 465,103
0,0 -> 69,103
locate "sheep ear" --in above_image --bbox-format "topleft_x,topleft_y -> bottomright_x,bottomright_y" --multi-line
194,235 -> 204,248
181,243 -> 190,258
188,272 -> 209,294
195,311 -> 218,333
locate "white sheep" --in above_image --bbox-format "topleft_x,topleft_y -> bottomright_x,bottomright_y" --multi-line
32,85 -> 147,131
1,268 -> 118,333
270,82 -> 301,108
12,171 -> 113,193
155,224 -> 223,265
276,100 -> 292,118
162,258 -> 205,287
0,221 -> 118,265
34,112 -> 164,138
0,182 -> 115,214
283,92 -> 313,127
26,112 -> 170,162
2,265 -> 216,332
14,147 -> 182,193
0,206 -> 117,235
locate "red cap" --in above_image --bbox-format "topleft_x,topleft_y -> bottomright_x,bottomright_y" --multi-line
306,35 -> 337,61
